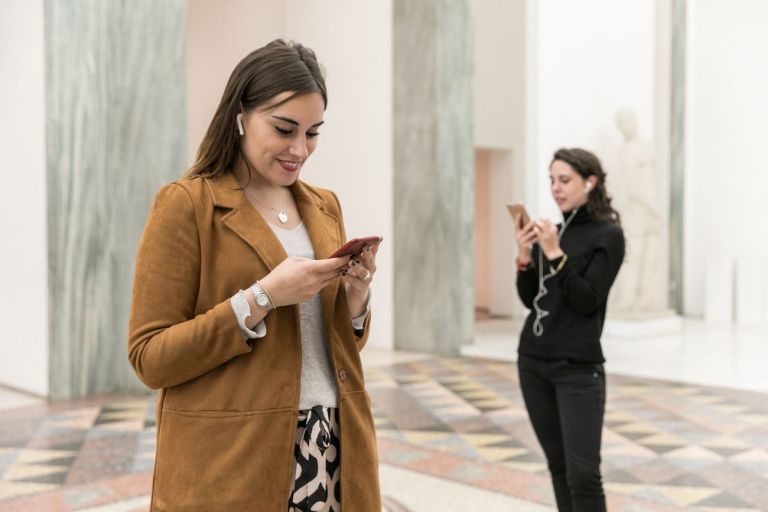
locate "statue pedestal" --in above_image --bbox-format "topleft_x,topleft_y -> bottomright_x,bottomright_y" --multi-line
604,310 -> 683,338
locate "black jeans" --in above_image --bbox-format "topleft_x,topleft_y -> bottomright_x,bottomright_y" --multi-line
517,354 -> 606,512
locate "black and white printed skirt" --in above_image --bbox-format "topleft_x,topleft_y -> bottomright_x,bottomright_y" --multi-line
288,405 -> 341,512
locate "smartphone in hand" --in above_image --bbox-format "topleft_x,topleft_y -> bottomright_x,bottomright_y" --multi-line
329,236 -> 382,258
506,203 -> 530,230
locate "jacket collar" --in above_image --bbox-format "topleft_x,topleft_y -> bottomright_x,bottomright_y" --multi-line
204,172 -> 340,272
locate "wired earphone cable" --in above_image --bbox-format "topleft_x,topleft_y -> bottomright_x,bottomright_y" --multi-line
532,208 -> 579,337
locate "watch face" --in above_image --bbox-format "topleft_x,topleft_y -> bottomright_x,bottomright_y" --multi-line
256,294 -> 269,307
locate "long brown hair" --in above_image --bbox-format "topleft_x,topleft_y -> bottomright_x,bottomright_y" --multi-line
186,39 -> 327,179
551,148 -> 621,225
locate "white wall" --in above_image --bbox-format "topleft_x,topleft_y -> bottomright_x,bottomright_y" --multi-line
684,0 -> 768,316
187,0 -> 394,348
525,0 -> 656,220
187,0 -> 285,165
284,0 -> 393,348
473,0 -> 524,151
474,151 -> 491,310
474,0 -> 525,317
487,149 -> 520,316
0,0 -> 49,395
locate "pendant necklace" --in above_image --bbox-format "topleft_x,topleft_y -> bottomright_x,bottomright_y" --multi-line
250,193 -> 289,224
262,202 -> 289,224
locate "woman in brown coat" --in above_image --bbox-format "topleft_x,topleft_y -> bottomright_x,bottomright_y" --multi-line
128,39 -> 381,512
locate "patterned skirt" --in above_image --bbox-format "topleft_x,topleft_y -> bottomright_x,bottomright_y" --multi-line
288,406 -> 341,512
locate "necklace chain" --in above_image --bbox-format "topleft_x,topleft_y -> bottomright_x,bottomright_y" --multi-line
238,151 -> 290,224
247,190 -> 289,224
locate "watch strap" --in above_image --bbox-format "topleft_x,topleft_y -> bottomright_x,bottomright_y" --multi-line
250,281 -> 275,312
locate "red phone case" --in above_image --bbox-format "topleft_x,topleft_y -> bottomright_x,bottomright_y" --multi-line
329,236 -> 382,258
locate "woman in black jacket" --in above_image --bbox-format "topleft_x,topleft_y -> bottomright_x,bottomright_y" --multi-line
515,148 -> 625,512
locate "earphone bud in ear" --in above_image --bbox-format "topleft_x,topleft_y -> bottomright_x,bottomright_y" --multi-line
236,113 -> 245,136
585,182 -> 592,192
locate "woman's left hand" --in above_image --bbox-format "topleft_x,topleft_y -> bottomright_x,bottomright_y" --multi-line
533,219 -> 564,260
342,241 -> 380,298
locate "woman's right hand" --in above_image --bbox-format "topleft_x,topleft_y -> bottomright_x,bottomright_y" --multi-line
258,256 -> 350,307
515,220 -> 536,264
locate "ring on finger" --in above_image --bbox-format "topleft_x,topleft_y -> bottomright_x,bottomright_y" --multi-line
360,270 -> 371,283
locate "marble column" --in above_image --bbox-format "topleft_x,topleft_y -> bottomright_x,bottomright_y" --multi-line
393,0 -> 474,354
46,0 -> 187,399
669,0 -> 686,312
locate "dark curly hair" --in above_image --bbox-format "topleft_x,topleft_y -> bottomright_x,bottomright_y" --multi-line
551,148 -> 621,226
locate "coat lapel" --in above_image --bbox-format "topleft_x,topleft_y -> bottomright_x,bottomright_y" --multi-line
206,173 -> 287,272
206,175 -> 344,327
291,180 -> 341,261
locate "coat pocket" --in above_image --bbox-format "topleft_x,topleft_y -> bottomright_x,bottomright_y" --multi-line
152,408 -> 295,512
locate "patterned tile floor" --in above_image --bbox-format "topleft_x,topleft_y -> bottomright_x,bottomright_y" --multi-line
1,356 -> 767,511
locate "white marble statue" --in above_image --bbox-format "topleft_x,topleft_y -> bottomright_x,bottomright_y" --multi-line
610,109 -> 666,314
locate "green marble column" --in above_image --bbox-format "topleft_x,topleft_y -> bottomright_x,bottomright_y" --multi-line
393,0 -> 475,354
669,0 -> 685,312
46,0 -> 186,399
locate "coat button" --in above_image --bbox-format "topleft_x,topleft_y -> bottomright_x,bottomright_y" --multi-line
338,368 -> 347,382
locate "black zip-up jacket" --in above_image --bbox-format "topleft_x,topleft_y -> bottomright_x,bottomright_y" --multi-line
517,208 -> 625,363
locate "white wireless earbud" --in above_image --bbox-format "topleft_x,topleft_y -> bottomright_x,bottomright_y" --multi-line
585,182 -> 592,192
236,113 -> 245,136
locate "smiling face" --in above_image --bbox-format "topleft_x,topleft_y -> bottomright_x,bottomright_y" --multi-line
239,91 -> 325,187
549,159 -> 596,212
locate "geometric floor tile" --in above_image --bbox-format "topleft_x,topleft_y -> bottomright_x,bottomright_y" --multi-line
0,480 -> 59,501
695,490 -> 762,508
1,356 -> 767,511
369,357 -> 768,510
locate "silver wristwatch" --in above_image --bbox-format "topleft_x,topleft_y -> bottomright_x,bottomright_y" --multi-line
250,281 -> 275,313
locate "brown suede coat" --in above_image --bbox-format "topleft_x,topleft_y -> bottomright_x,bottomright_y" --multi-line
128,173 -> 381,511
